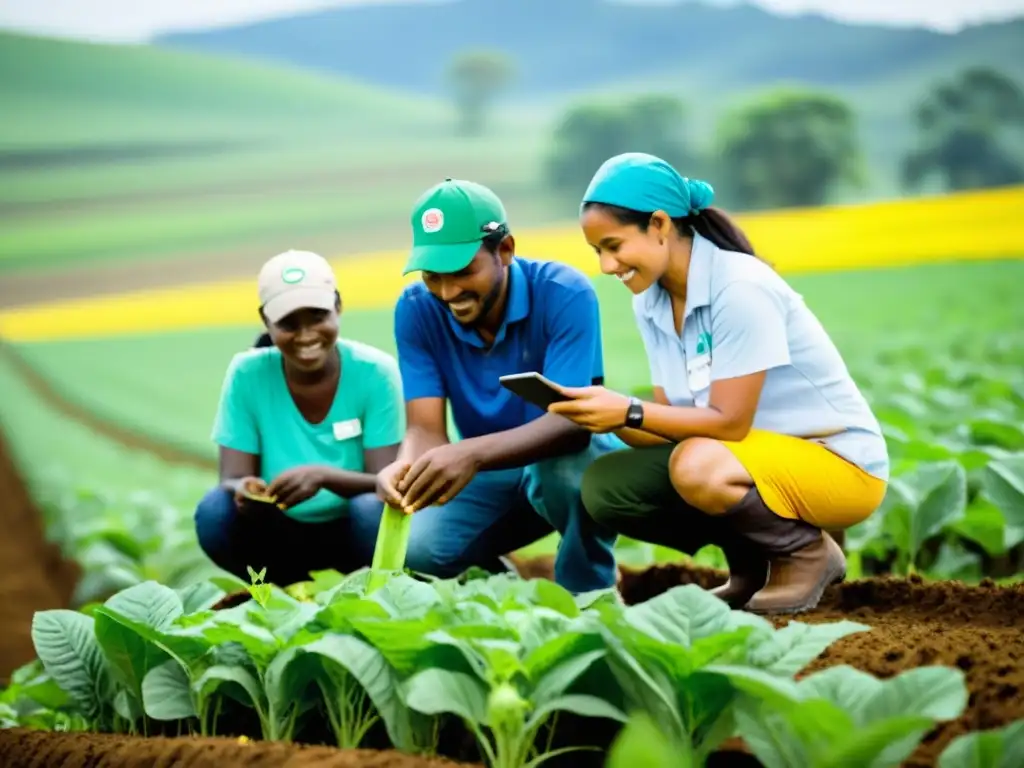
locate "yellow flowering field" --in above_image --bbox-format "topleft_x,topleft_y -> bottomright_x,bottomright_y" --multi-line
0,185 -> 1020,343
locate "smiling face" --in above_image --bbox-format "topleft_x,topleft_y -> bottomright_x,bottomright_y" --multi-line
580,204 -> 676,295
422,235 -> 513,328
265,302 -> 340,373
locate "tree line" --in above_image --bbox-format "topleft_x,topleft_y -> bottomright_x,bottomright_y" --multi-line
445,52 -> 1024,210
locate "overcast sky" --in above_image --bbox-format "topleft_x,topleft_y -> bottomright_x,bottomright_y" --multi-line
2,0 -> 1023,42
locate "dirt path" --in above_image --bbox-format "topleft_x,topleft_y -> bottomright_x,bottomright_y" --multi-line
0,432 -> 80,681
0,342 -> 215,472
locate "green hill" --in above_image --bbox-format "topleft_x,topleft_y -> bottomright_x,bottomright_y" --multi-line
154,0 -> 1024,101
0,30 -> 449,152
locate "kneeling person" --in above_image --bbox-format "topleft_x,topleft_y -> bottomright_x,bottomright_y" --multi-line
194,250 -> 403,586
375,179 -> 622,594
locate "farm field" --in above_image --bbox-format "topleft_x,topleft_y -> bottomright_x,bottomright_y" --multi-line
1,188 -> 1023,766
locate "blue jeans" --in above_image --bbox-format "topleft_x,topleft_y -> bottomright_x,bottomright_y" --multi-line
193,488 -> 383,586
352,433 -> 625,594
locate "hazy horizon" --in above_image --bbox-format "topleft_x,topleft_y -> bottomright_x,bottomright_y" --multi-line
1,0 -> 1023,44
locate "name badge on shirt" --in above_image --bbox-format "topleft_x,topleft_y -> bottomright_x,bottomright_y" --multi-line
332,419 -> 363,441
687,354 -> 712,399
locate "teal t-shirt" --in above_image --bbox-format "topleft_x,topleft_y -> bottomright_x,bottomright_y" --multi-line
211,338 -> 404,522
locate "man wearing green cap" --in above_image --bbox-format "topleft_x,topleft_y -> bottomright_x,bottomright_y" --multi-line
371,178 -> 623,594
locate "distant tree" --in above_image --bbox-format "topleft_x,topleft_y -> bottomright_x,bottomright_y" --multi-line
714,88 -> 863,210
902,67 -> 1024,192
445,50 -> 516,136
544,93 -> 692,197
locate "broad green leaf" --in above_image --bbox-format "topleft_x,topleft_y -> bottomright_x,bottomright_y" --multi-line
937,719 -> 1024,768
30,610 -> 113,722
177,582 -> 227,614
734,698 -> 847,768
194,664 -> 266,715
700,664 -> 801,710
529,648 -> 606,703
826,714 -> 936,767
284,633 -> 425,751
606,711 -> 688,768
526,693 -> 626,730
951,496 -> 1010,555
141,660 -> 195,721
93,582 -> 185,715
969,420 -> 1024,451
403,667 -> 488,724
348,615 -> 445,675
982,457 -> 1024,540
368,574 -> 443,618
797,665 -> 968,726
623,584 -> 756,646
926,541 -> 982,580
745,620 -> 870,677
884,461 -> 967,565
602,632 -> 684,743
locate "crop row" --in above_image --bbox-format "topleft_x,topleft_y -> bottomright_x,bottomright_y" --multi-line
2,567 -> 1022,767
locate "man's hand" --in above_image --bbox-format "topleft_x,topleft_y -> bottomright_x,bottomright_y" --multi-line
397,443 -> 480,513
376,460 -> 411,509
267,466 -> 326,510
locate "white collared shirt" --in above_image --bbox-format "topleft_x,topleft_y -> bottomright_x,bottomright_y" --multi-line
633,233 -> 890,482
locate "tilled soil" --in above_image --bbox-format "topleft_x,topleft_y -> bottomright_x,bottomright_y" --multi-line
0,730 -> 481,768
619,560 -> 1024,767
0,432 -> 79,682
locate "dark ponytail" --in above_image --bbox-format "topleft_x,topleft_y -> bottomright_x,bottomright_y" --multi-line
582,201 -> 767,264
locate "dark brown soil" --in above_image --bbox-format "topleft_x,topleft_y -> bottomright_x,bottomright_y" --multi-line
0,432 -> 80,682
0,730 -> 480,768
619,561 -> 1024,768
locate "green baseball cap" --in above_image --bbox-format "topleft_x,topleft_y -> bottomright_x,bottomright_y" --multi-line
403,178 -> 508,275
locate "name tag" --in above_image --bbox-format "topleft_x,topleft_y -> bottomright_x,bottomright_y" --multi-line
687,354 -> 712,397
332,419 -> 362,441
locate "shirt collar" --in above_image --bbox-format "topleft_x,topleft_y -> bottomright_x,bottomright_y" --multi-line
638,231 -> 715,336
446,257 -> 530,349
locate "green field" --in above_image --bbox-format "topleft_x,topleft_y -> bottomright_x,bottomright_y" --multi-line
4,27 -> 1021,279
11,259 -> 1024,462
0,31 -> 556,277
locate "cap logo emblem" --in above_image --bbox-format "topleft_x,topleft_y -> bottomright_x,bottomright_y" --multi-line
421,207 -> 444,233
281,267 -> 305,284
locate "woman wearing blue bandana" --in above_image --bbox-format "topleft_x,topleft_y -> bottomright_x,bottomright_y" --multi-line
547,152 -> 889,615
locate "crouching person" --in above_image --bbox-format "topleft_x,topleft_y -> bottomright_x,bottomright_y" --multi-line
549,153 -> 889,614
194,250 -> 403,586
371,178 -> 623,595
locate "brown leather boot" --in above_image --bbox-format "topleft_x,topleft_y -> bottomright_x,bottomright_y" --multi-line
718,487 -> 846,615
708,537 -> 769,608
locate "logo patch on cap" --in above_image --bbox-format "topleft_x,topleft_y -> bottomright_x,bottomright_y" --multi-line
421,208 -> 444,233
281,267 -> 305,284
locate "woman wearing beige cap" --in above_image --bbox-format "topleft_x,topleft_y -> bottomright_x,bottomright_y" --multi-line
193,249 -> 405,586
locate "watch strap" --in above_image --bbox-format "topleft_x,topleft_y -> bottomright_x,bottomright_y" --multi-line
625,396 -> 644,428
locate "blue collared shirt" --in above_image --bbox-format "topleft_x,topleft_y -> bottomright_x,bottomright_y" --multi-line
633,233 -> 889,481
394,257 -> 605,439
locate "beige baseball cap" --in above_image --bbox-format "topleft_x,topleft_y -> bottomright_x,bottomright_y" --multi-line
257,250 -> 337,324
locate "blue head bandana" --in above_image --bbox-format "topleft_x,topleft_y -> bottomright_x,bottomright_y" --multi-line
581,152 -> 714,218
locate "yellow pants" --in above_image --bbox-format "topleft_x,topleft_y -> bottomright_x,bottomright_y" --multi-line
720,428 -> 887,529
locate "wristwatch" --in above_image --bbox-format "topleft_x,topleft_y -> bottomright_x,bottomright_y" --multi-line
624,396 -> 644,428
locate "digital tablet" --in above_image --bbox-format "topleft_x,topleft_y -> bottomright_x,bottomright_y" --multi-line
499,372 -> 572,409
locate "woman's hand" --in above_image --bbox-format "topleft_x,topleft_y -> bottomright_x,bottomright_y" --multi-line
233,476 -> 274,509
547,385 -> 632,433
267,466 -> 326,510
